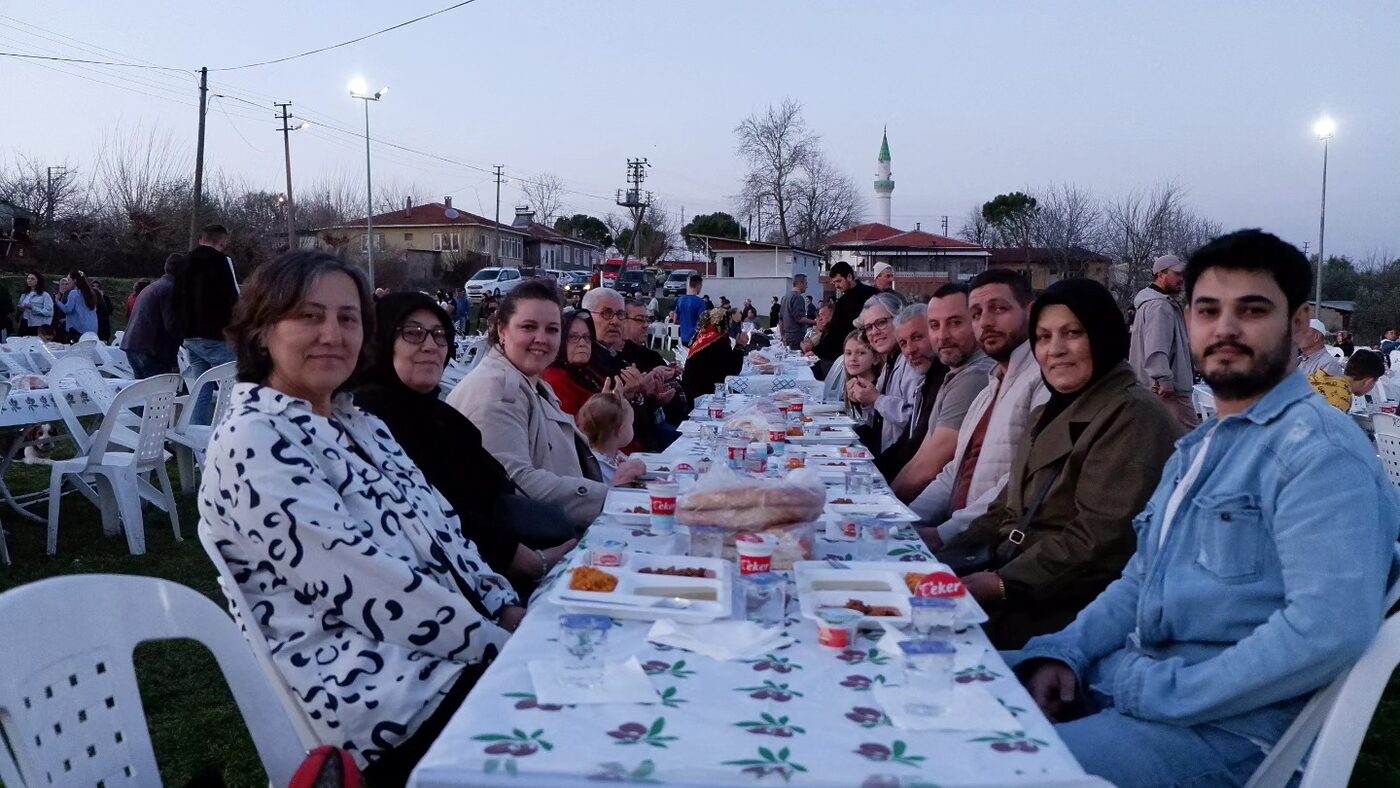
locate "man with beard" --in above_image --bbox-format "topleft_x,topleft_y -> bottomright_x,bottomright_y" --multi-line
874,303 -> 948,480
912,269 -> 1048,548
892,283 -> 996,501
847,292 -> 922,454
1010,229 -> 1398,787
1130,254 -> 1197,430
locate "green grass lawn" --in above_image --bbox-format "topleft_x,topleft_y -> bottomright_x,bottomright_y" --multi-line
1,447 -> 1399,786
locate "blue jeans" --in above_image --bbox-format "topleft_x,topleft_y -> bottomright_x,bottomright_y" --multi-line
183,338 -> 236,425
127,349 -> 175,380
1057,708 -> 1265,787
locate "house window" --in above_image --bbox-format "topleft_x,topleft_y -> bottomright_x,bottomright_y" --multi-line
404,233 -> 414,241
448,233 -> 460,251
721,256 -> 735,277
433,233 -> 443,251
360,233 -> 384,252
478,234 -> 488,251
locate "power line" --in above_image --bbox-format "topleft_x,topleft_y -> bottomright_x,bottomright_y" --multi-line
209,0 -> 483,71
0,50 -> 188,71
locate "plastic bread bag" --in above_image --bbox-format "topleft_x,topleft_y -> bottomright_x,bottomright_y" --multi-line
676,463 -> 826,529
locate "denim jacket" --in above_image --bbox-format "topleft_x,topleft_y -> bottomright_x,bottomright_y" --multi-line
1009,372 -> 1399,746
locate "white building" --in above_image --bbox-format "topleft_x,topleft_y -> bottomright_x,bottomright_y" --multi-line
691,235 -> 824,308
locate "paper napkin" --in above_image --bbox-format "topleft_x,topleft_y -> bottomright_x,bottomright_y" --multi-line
528,656 -> 659,706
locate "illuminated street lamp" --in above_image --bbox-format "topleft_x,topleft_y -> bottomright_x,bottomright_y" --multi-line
1312,116 -> 1335,312
350,77 -> 388,287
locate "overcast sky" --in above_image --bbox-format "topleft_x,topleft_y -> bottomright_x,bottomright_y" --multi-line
4,1 -> 1397,259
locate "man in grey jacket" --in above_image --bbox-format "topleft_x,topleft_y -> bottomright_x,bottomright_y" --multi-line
1130,254 -> 1196,430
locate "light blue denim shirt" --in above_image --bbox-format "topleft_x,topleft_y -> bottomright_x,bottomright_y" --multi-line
1009,372 -> 1399,746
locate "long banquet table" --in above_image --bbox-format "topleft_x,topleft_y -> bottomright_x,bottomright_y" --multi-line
411,378 -> 1106,788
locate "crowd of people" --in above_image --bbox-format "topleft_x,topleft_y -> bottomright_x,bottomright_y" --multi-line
155,222 -> 1400,788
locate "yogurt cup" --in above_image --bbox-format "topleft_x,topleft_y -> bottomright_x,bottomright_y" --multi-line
816,607 -> 862,649
648,481 -> 679,535
735,532 -> 777,575
590,539 -> 627,567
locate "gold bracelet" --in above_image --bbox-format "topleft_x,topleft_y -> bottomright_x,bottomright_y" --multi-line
996,574 -> 1007,601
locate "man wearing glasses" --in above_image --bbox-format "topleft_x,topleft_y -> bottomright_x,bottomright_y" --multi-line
583,288 -> 679,449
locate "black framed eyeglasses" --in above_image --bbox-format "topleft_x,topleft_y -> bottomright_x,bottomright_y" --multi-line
595,308 -> 625,322
398,325 -> 450,347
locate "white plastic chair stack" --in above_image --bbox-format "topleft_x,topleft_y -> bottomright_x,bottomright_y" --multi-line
0,574 -> 308,788
1372,413 -> 1400,491
198,526 -> 321,750
46,373 -> 183,556
6,336 -> 57,374
167,361 -> 237,492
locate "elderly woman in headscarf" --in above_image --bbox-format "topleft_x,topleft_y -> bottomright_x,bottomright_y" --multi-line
938,278 -> 1182,650
680,306 -> 749,402
355,291 -> 577,588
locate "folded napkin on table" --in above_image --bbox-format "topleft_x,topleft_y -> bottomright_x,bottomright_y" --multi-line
646,619 -> 787,661
528,656 -> 659,706
872,681 -> 1022,732
875,622 -> 987,671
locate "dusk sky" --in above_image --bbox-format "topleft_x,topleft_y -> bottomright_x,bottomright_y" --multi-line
4,1 -> 1397,259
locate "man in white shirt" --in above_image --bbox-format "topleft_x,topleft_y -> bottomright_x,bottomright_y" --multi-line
912,270 -> 1048,549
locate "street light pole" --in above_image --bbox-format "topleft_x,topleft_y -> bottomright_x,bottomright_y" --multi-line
1313,117 -> 1335,312
350,78 -> 388,288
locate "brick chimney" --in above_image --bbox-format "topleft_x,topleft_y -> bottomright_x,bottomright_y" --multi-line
444,196 -> 453,209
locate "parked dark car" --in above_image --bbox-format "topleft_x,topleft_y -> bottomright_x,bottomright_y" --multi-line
559,270 -> 592,297
616,270 -> 657,297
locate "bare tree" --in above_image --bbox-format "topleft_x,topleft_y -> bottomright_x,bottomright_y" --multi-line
1033,183 -> 1105,278
93,122 -> 190,225
0,154 -> 87,226
957,204 -> 997,247
735,99 -> 817,245
788,151 -> 864,250
1103,182 -> 1191,305
298,171 -> 364,231
520,173 -> 566,225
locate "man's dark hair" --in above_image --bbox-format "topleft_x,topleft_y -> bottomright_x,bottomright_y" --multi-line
226,251 -> 374,389
967,268 -> 1032,306
829,261 -> 855,279
1346,349 -> 1385,381
687,274 -> 703,288
163,253 -> 184,276
199,223 -> 229,244
1185,229 -> 1312,315
931,282 -> 971,300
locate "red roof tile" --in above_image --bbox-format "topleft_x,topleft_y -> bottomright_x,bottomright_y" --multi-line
337,202 -> 521,232
824,223 -> 903,245
861,229 -> 984,251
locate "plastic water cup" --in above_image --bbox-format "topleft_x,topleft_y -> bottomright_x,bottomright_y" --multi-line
687,525 -> 725,559
909,596 -> 958,636
860,519 -> 891,560
845,468 -> 874,496
741,573 -> 787,628
735,533 -> 776,575
897,639 -> 956,715
816,607 -> 862,649
648,481 -> 679,535
559,614 -> 612,688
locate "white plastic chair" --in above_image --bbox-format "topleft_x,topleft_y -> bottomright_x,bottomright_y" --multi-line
0,574 -> 308,788
197,525 -> 321,751
1192,383 -> 1217,421
46,355 -> 132,452
1374,418 -> 1400,491
1245,544 -> 1400,788
167,361 -> 237,492
46,373 -> 182,556
6,337 -> 57,374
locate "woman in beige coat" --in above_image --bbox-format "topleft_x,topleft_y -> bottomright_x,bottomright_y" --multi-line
447,280 -> 644,527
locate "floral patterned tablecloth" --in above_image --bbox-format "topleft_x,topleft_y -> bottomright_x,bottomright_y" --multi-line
0,379 -> 129,429
411,515 -> 1106,788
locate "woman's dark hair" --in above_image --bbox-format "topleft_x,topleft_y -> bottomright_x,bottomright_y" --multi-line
225,251 -> 375,389
67,270 -> 95,309
24,271 -> 46,295
554,309 -> 597,367
1185,229 -> 1312,315
132,279 -> 151,295
487,278 -> 562,348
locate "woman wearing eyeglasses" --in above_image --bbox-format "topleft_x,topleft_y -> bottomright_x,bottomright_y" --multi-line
541,309 -> 611,418
355,292 -> 578,586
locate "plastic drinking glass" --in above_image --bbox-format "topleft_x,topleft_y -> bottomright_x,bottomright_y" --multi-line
897,639 -> 956,715
741,572 -> 787,628
860,519 -> 891,560
687,524 -> 725,559
845,468 -> 874,496
559,614 -> 612,687
909,596 -> 958,636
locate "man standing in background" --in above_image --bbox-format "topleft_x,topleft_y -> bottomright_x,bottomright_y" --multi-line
813,261 -> 877,378
779,274 -> 814,350
1130,254 -> 1196,430
175,223 -> 239,424
676,274 -> 706,345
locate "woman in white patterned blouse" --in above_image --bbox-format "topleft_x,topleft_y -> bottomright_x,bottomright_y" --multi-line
198,251 -> 524,785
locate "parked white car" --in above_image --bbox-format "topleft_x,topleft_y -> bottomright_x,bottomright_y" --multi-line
465,267 -> 524,303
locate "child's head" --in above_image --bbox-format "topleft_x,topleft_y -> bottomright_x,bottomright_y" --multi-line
1345,349 -> 1385,396
577,390 -> 634,451
843,329 -> 878,378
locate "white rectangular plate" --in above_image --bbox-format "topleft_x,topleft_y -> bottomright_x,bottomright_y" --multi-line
546,552 -> 732,624
792,560 -> 989,628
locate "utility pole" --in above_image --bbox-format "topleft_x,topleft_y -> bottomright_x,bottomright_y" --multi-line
275,102 -> 297,250
44,166 -> 68,228
941,215 -> 949,236
188,66 -> 208,248
492,165 -> 504,267
615,158 -> 651,266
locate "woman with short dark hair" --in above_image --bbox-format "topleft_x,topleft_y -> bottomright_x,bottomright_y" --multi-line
200,251 -> 524,784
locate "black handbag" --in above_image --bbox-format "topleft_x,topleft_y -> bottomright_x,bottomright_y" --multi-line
938,462 -> 1064,575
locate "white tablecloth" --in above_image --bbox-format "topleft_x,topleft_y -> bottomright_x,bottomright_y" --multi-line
411,385 -> 1105,788
0,379 -> 127,429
